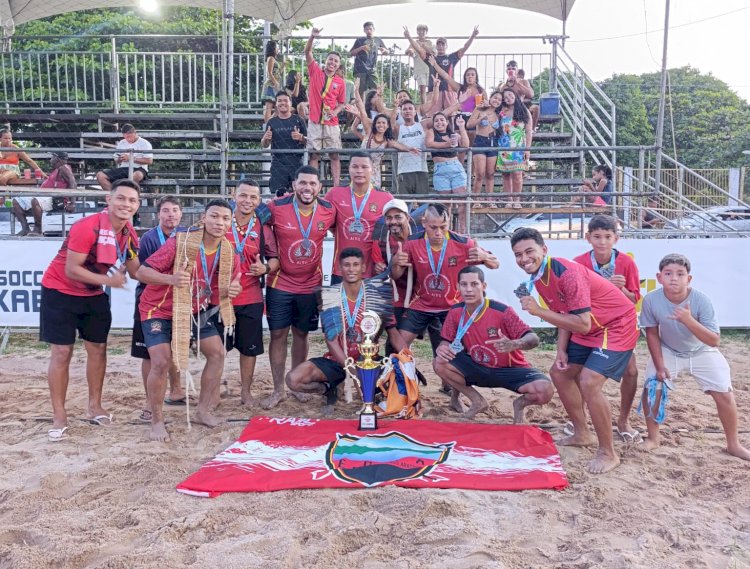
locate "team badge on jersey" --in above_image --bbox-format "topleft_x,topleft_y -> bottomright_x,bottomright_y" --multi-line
448,256 -> 458,266
368,203 -> 378,213
317,221 -> 326,231
488,327 -> 498,338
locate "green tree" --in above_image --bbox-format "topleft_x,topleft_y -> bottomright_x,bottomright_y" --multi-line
599,74 -> 654,166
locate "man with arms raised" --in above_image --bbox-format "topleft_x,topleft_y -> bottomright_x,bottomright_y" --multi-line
263,166 -> 337,409
136,199 -> 242,441
225,180 -> 279,405
434,266 -> 553,420
510,228 -> 638,474
327,152 -> 393,284
42,179 -> 141,441
286,247 -> 406,414
132,196 -> 186,423
304,28 -> 347,187
392,203 -> 498,356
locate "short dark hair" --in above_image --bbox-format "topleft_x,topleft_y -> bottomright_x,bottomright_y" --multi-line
326,51 -> 341,60
588,214 -> 619,233
363,21 -> 374,28
506,60 -> 518,68
275,90 -> 290,101
349,151 -> 372,163
659,253 -> 691,273
294,165 -> 320,180
205,198 -> 233,213
0,128 -> 10,136
112,178 -> 140,194
510,227 -> 545,248
593,165 -> 612,179
400,99 -> 416,108
156,195 -> 181,211
423,203 -> 449,223
339,247 -> 364,263
236,178 -> 261,192
121,123 -> 136,134
458,265 -> 485,283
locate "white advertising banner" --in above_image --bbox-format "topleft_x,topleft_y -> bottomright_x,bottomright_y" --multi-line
1,237 -> 748,329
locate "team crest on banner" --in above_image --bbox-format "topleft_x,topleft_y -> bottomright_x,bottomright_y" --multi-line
325,432 -> 454,487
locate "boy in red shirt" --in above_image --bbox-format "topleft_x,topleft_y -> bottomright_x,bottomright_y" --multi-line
511,228 -> 638,474
304,27 -> 346,186
41,179 -> 141,441
573,214 -> 641,442
434,266 -> 553,421
136,199 -> 241,442
327,152 -> 394,283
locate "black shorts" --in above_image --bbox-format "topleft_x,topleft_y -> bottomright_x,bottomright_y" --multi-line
226,302 -> 265,357
398,308 -> 448,337
310,356 -> 346,385
131,296 -> 149,359
566,341 -> 633,381
269,165 -> 299,197
397,171 -> 429,195
102,166 -> 149,182
39,286 -> 112,345
265,287 -> 319,332
448,351 -> 550,391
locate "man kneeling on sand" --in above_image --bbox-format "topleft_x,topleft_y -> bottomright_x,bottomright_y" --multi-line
433,266 -> 553,421
136,199 -> 241,441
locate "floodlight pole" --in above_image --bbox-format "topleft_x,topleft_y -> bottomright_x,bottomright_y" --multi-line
219,0 -> 235,195
653,0 -> 670,196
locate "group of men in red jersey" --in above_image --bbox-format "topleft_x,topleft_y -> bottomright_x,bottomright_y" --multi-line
38,156 -> 650,474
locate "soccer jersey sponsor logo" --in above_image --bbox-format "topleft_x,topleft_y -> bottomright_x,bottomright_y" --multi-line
342,216 -> 371,240
287,239 -> 317,263
469,345 -> 498,367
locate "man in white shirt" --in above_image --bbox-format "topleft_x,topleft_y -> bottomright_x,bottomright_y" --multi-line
96,124 -> 154,191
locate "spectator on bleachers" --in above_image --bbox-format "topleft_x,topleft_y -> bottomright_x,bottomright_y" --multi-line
497,61 -> 539,132
426,112 -> 470,231
387,88 -> 436,125
467,90 -> 502,196
405,24 -> 435,104
12,151 -> 76,236
403,25 -> 479,113
0,128 -> 45,185
284,70 -> 309,120
350,21 -> 389,96
262,91 -> 308,197
389,99 -> 430,195
262,40 -> 283,125
304,28 -> 347,187
428,61 -> 484,145
496,89 -> 532,208
95,124 -> 153,192
642,195 -> 663,229
352,79 -> 393,188
577,165 -> 614,206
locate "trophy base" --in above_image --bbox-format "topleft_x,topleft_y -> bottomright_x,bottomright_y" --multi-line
358,411 -> 378,431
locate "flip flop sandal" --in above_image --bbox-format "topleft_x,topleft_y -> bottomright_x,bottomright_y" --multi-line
563,421 -> 575,436
85,414 -> 113,426
616,428 -> 643,445
438,385 -> 453,396
138,410 -> 153,423
48,426 -> 68,441
164,397 -> 187,406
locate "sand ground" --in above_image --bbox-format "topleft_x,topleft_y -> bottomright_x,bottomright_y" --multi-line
1,331 -> 749,569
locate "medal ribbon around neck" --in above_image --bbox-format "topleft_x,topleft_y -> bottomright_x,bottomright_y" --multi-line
156,225 -> 169,246
425,235 -> 448,282
589,249 -> 616,275
232,215 -> 257,260
453,297 -> 488,348
199,242 -> 221,298
527,255 -> 550,295
114,232 -> 129,265
350,185 -> 372,224
341,284 -> 365,333
293,198 -> 317,244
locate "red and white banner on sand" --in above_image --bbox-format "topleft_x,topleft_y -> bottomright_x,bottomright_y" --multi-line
176,416 -> 569,497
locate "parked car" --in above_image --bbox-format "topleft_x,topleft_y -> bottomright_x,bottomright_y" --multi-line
498,207 -> 596,239
677,206 -> 750,232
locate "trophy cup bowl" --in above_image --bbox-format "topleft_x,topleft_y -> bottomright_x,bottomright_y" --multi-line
355,311 -> 382,430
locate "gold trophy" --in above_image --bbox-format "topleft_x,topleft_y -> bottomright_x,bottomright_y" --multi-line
354,311 -> 383,430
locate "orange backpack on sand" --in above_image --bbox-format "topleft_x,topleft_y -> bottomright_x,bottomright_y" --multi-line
377,349 -> 421,419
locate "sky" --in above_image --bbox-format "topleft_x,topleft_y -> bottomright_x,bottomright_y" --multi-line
311,0 -> 750,102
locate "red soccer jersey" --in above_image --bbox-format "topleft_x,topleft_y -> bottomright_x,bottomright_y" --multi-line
534,257 -> 638,351
327,185 -> 394,277
267,195 -> 336,294
404,232 -> 482,313
225,216 -> 278,306
442,299 -> 533,368
371,231 -> 409,308
41,213 -> 137,297
138,237 -> 240,320
307,60 -> 346,126
573,249 -> 641,303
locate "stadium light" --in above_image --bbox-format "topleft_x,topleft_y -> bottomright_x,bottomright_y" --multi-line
139,0 -> 159,13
